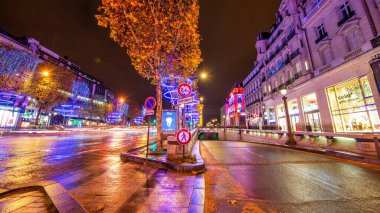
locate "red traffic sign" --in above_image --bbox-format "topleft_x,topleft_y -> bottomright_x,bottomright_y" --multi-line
145,109 -> 154,116
144,97 -> 156,110
178,83 -> 192,98
176,129 -> 192,145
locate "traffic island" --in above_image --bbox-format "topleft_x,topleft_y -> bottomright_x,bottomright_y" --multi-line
0,180 -> 88,213
120,140 -> 205,173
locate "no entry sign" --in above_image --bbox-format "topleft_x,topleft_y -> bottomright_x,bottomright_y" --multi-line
144,97 -> 156,110
176,129 -> 192,145
178,83 -> 192,98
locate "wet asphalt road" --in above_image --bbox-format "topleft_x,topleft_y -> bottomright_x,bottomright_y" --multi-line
0,130 -> 149,187
0,130 -> 201,212
201,140 -> 380,213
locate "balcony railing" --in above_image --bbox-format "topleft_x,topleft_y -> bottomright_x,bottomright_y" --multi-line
371,35 -> 380,49
289,48 -> 301,60
265,30 -> 297,65
315,32 -> 328,44
266,49 -> 300,80
337,10 -> 356,27
302,0 -> 328,24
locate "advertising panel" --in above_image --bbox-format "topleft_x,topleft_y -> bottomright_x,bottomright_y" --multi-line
162,110 -> 178,132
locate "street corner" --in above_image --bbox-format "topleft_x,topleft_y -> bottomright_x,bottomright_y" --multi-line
0,180 -> 87,213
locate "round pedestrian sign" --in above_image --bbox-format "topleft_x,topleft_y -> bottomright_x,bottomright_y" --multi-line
178,83 -> 192,98
144,97 -> 156,110
176,129 -> 192,145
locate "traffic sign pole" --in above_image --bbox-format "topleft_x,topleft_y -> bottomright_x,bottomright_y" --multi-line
146,115 -> 150,160
144,97 -> 156,160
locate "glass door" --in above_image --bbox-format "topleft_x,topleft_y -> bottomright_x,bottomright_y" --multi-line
305,112 -> 322,132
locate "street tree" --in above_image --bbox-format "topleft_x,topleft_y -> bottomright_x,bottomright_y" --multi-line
96,0 -> 202,149
0,43 -> 40,93
25,62 -> 76,125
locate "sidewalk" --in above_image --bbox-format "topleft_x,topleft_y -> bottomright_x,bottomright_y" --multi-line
245,140 -> 380,166
0,181 -> 87,213
0,188 -> 56,213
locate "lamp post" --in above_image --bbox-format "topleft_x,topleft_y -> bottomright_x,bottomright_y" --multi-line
237,109 -> 242,141
261,103 -> 265,130
223,115 -> 226,132
280,88 -> 296,145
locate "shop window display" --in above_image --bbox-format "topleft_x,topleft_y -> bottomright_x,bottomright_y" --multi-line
326,76 -> 380,132
276,101 -> 301,131
302,93 -> 322,132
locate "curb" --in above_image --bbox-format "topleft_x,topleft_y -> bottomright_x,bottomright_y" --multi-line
0,180 -> 88,213
120,141 -> 206,173
236,140 -> 380,166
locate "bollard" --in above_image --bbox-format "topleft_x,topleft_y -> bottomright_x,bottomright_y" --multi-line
374,137 -> 380,160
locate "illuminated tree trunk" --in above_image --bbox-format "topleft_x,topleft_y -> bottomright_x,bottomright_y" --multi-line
35,105 -> 42,126
156,75 -> 163,150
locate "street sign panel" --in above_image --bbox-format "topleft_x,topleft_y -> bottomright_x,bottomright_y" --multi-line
144,97 -> 156,110
177,97 -> 193,105
145,110 -> 154,116
176,129 -> 192,145
178,83 -> 192,98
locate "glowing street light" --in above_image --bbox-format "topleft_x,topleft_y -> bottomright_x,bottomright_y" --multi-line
42,70 -> 50,77
119,98 -> 125,103
200,96 -> 204,102
200,72 -> 208,80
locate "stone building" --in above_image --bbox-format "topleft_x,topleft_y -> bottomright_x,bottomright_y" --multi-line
0,28 -> 116,127
244,0 -> 380,133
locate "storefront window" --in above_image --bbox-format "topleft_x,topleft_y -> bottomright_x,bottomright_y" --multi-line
302,93 -> 322,132
326,76 -> 380,132
288,99 -> 301,131
277,104 -> 286,130
277,101 -> 301,131
0,109 -> 18,127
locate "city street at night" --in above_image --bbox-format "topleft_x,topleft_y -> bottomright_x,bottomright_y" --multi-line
0,130 -> 148,187
0,130 -> 205,212
2,0 -> 380,212
202,140 -> 380,212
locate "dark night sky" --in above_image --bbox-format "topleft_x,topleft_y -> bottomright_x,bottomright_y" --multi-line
0,0 -> 279,122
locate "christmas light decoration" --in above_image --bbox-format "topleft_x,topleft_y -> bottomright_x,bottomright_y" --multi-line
0,47 -> 39,85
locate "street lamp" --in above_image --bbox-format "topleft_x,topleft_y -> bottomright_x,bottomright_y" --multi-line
200,72 -> 208,80
42,70 -> 50,77
261,104 -> 265,130
237,109 -> 242,141
200,96 -> 204,102
223,115 -> 226,132
280,88 -> 296,145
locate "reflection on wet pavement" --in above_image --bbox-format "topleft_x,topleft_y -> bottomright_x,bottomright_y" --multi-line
0,131 -> 202,212
0,188 -> 56,213
201,140 -> 380,212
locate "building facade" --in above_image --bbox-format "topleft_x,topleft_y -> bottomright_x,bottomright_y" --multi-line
0,29 -> 118,128
243,0 -> 380,133
244,0 -> 312,131
225,83 -> 245,127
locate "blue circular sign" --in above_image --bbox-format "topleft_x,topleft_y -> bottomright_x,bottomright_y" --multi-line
145,97 -> 156,110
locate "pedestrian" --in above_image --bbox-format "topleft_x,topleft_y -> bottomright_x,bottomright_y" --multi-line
306,122 -> 312,132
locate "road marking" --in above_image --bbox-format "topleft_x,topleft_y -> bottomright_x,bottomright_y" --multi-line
245,150 -> 264,158
281,164 -> 344,196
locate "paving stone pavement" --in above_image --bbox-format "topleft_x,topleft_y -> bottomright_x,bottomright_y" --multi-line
0,188 -> 57,213
65,159 -> 205,212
